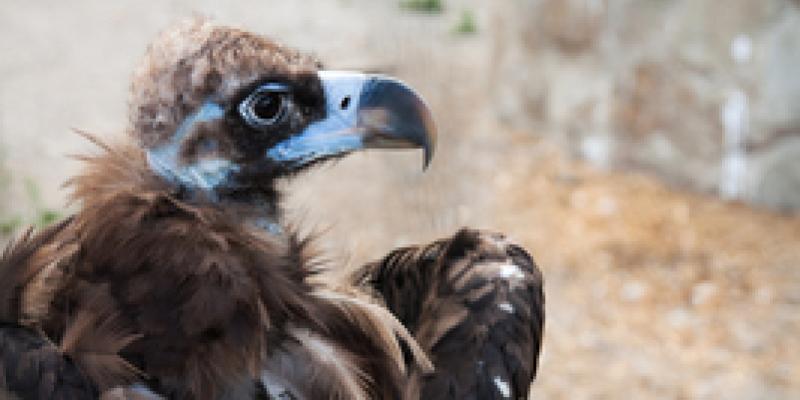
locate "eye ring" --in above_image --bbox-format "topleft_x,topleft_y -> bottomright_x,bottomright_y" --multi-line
239,83 -> 290,129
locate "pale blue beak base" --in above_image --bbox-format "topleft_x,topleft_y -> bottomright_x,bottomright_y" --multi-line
267,71 -> 436,169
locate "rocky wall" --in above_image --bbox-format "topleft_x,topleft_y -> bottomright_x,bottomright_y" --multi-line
490,0 -> 800,210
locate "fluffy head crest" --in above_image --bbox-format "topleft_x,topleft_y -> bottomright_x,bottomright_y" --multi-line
128,18 -> 321,149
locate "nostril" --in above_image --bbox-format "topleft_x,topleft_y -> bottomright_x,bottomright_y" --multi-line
340,96 -> 351,110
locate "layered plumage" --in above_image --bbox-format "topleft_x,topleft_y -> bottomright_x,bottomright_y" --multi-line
0,18 -> 543,400
355,229 -> 544,399
2,140 -> 431,399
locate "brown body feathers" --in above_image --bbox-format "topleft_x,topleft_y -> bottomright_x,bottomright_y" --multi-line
0,141 -> 431,399
0,19 -> 542,400
0,142 -> 544,400
356,229 -> 545,399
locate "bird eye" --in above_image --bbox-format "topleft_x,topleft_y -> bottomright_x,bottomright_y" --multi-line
239,84 -> 289,129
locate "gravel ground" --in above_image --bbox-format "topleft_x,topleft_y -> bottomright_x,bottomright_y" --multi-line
1,1 -> 798,398
493,136 -> 800,399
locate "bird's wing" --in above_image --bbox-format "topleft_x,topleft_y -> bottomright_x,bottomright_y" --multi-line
1,218 -> 147,400
0,322 -> 98,399
0,218 -> 101,399
354,228 -> 544,400
0,218 -> 74,323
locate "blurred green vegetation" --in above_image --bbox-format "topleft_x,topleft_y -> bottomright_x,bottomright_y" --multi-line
24,178 -> 63,228
0,150 -> 15,235
0,216 -> 21,236
453,9 -> 477,35
400,0 -> 443,13
0,175 -> 64,238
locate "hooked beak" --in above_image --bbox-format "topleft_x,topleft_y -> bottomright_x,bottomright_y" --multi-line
267,71 -> 436,169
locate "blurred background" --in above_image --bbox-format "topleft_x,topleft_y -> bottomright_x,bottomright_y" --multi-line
1,0 -> 799,398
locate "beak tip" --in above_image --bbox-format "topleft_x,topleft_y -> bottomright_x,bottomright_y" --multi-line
417,101 -> 437,172
422,133 -> 435,170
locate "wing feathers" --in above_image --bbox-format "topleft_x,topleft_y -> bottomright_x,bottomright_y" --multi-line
356,228 -> 545,399
59,288 -> 143,391
312,289 -> 433,375
0,218 -> 73,322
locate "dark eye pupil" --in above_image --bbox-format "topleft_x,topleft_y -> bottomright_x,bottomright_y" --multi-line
239,84 -> 290,129
253,93 -> 282,120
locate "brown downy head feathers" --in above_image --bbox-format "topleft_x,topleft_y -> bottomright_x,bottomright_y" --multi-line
128,17 -> 320,150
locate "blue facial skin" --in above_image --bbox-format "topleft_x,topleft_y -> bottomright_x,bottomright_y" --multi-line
144,72 -> 432,238
146,69 -> 433,194
146,100 -> 284,234
148,73 -> 371,189
267,71 -> 436,170
146,101 -> 239,193
267,71 -> 367,167
266,124 -> 364,167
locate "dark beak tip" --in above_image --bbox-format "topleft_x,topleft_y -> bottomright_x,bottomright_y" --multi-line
358,74 -> 438,170
421,119 -> 436,171
423,149 -> 433,170
405,85 -> 437,172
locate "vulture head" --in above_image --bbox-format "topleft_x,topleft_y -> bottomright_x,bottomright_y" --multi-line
129,19 -> 435,207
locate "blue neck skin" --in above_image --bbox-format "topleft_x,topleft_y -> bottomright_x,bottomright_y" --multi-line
145,101 -> 283,236
145,101 -> 237,194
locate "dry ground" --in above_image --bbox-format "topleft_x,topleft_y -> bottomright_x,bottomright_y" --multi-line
492,134 -> 800,399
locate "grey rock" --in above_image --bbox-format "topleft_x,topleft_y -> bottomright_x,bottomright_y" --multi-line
491,0 -> 800,210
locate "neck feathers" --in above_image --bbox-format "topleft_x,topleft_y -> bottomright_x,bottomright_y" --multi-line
69,134 -> 283,229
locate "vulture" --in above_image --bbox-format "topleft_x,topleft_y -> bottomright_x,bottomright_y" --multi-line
0,19 -> 544,400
